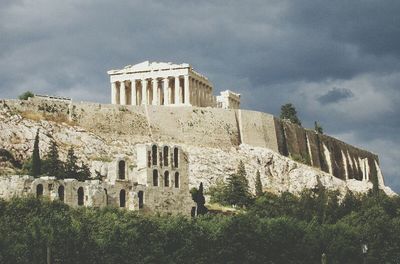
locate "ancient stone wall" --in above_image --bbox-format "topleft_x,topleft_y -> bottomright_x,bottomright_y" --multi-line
274,119 -> 383,186
1,98 -> 386,189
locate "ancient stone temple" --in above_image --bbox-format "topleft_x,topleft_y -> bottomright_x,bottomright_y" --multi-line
107,61 -> 241,109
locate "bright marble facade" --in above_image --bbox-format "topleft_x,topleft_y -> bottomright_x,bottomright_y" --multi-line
108,61 -> 215,107
108,61 -> 241,109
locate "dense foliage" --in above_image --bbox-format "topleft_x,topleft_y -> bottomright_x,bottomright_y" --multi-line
280,103 -> 302,126
18,91 -> 34,100
208,161 -> 253,208
1,189 -> 399,264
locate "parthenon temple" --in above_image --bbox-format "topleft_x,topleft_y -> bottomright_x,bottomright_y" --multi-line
107,61 -> 241,109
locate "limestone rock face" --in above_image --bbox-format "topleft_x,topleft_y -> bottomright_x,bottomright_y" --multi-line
0,99 -> 396,198
185,144 -> 396,197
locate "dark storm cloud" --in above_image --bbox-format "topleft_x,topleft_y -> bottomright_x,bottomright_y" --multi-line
0,0 -> 399,192
317,87 -> 354,104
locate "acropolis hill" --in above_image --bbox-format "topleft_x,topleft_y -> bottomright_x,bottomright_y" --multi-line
0,61 -> 395,215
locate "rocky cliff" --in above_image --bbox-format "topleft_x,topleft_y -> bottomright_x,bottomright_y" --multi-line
0,98 -> 395,196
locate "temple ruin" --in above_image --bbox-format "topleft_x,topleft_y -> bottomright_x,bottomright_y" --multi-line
108,61 -> 241,109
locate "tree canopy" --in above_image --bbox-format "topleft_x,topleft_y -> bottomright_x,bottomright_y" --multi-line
1,189 -> 400,264
280,103 -> 302,126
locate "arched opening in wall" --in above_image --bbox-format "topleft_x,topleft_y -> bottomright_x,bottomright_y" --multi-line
152,145 -> 158,166
138,191 -> 144,209
164,171 -> 170,187
174,172 -> 180,188
104,189 -> 108,206
78,187 -> 84,206
36,184 -> 43,198
119,189 -> 126,208
153,169 -> 158,186
118,160 -> 126,180
163,146 -> 169,166
174,147 -> 179,168
58,185 -> 64,202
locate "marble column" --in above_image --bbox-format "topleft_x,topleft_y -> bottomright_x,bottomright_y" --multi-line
111,82 -> 117,104
163,78 -> 169,105
131,80 -> 136,106
184,75 -> 190,105
152,79 -> 158,105
141,79 -> 147,105
120,81 -> 126,105
174,76 -> 180,104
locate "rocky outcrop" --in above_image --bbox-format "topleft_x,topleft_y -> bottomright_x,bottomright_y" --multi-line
0,98 -> 395,197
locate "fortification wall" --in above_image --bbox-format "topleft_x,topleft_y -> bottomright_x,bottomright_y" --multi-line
274,119 -> 384,186
238,110 -> 279,152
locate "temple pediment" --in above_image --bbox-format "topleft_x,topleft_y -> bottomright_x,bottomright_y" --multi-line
108,61 -> 190,74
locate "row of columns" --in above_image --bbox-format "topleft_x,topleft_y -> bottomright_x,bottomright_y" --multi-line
111,75 -> 212,107
190,78 -> 213,107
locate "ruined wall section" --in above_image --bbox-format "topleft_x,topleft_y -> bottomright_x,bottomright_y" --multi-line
275,119 -> 382,186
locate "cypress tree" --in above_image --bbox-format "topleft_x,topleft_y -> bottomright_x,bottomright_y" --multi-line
30,129 -> 41,177
197,183 -> 208,215
225,160 -> 251,207
255,170 -> 263,197
45,140 -> 63,179
65,147 -> 79,179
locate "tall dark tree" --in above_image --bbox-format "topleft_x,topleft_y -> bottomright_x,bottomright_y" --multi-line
280,103 -> 302,126
190,183 -> 208,215
65,147 -> 79,179
77,162 -> 91,182
225,160 -> 251,207
30,129 -> 41,177
197,183 -> 208,215
43,140 -> 63,179
255,170 -> 263,197
314,121 -> 323,134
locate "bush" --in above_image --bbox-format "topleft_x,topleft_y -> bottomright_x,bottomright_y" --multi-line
18,91 -> 34,100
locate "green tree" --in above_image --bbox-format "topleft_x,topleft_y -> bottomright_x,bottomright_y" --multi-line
314,121 -> 323,134
280,103 -> 302,126
225,161 -> 252,207
30,129 -> 41,177
190,183 -> 208,215
77,162 -> 91,182
18,91 -> 34,100
255,170 -> 263,197
42,140 -> 64,179
208,179 -> 227,204
65,147 -> 79,179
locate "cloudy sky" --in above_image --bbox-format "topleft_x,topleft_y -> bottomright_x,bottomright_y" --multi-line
1,0 -> 399,192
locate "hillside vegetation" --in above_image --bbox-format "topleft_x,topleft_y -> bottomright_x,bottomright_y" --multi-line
1,189 -> 399,264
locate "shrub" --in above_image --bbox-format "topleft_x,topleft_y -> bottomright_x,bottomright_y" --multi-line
18,91 -> 34,100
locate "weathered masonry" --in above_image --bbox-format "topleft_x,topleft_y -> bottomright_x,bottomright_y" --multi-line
0,143 -> 195,215
107,61 -> 241,109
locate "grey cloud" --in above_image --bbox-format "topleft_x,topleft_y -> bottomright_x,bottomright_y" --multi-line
317,87 -> 354,104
